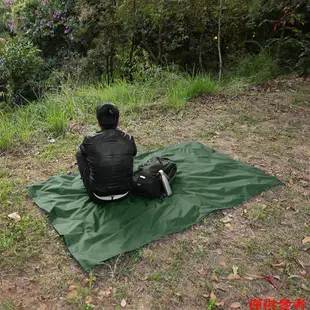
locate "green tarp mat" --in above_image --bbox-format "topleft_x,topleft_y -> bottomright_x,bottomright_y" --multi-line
28,142 -> 282,271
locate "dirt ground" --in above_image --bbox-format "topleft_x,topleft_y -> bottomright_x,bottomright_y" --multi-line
0,76 -> 309,310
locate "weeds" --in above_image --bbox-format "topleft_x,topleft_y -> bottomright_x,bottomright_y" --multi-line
0,51 -> 277,151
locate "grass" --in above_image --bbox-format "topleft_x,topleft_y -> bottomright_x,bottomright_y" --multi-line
0,51 -> 278,151
0,73 -> 218,151
2,55 -> 309,308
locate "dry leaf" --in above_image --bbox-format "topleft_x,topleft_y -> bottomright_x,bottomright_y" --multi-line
221,216 -> 232,223
230,302 -> 241,309
245,273 -> 263,279
121,299 -> 127,308
216,301 -> 225,307
210,291 -> 217,301
211,275 -> 219,282
272,262 -> 286,268
225,223 -> 233,230
227,274 -> 241,280
202,294 -> 210,298
67,286 -> 78,299
302,237 -> 310,244
99,289 -> 111,298
85,296 -> 93,304
301,284 -> 310,292
8,212 -> 21,222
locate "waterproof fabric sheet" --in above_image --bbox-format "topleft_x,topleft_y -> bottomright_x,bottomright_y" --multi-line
28,142 -> 281,271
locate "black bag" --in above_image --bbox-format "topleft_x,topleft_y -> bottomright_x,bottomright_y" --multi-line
132,157 -> 177,199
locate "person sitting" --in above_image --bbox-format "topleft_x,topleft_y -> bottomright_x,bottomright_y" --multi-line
76,103 -> 137,203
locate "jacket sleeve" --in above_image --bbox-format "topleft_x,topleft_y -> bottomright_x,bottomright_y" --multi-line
79,136 -> 90,156
131,136 -> 137,157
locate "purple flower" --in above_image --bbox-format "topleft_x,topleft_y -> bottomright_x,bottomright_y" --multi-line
0,38 -> 5,42
47,21 -> 52,27
64,29 -> 70,34
5,0 -> 14,8
9,24 -> 14,32
48,8 -> 52,13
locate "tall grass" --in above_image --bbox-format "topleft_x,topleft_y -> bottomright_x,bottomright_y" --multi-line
224,50 -> 278,87
0,52 -> 278,151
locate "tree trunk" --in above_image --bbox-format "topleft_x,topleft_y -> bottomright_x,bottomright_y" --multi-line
128,36 -> 135,81
158,24 -> 163,61
110,50 -> 114,84
199,33 -> 205,73
218,0 -> 223,81
106,55 -> 110,85
141,40 -> 160,65
276,26 -> 285,65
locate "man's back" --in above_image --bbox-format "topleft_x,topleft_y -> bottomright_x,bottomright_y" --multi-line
80,129 -> 137,196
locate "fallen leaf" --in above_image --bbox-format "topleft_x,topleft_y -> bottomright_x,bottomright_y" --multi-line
211,275 -> 219,282
272,262 -> 286,268
85,296 -> 93,304
261,275 -> 279,289
301,284 -> 310,292
232,265 -> 238,275
8,212 -> 21,222
225,223 -> 233,230
99,289 -> 111,298
230,302 -> 241,309
210,291 -> 216,301
220,216 -> 232,223
295,259 -> 305,269
227,274 -> 241,280
202,294 -> 210,298
67,286 -> 78,299
225,224 -> 234,230
245,273 -> 263,279
48,138 -> 56,143
216,301 -> 225,307
302,237 -> 310,244
121,299 -> 127,307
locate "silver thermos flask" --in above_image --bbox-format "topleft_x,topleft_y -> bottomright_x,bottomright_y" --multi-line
158,170 -> 172,197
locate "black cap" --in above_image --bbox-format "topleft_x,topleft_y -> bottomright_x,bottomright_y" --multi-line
96,103 -> 119,128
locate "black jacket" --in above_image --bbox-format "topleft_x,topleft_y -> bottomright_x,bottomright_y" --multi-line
79,129 -> 137,196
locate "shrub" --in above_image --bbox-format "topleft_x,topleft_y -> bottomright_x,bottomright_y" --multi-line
0,37 -> 44,105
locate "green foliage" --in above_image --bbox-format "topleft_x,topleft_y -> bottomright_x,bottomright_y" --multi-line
0,72 -> 217,150
296,34 -> 310,77
227,51 -> 278,85
166,75 -> 217,109
0,299 -> 17,310
0,37 -> 44,105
